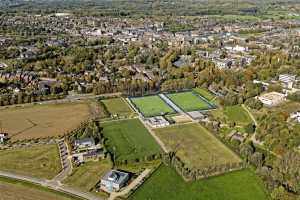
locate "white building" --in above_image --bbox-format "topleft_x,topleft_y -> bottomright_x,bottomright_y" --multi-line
101,170 -> 129,192
258,92 -> 285,106
74,138 -> 95,149
0,133 -> 8,143
147,116 -> 170,128
290,111 -> 300,123
279,74 -> 296,89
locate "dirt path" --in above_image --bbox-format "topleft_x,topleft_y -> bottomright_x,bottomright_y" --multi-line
138,117 -> 169,153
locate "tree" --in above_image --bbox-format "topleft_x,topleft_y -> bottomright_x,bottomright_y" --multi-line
244,123 -> 256,134
244,98 -> 263,110
250,152 -> 263,167
272,151 -> 300,194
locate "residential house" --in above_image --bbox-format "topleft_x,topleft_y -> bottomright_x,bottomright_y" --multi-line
101,170 -> 130,192
279,74 -> 296,89
0,133 -> 8,143
290,111 -> 300,123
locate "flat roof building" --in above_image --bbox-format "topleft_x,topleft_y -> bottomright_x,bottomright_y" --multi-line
147,116 -> 170,128
74,138 -> 95,149
101,170 -> 129,192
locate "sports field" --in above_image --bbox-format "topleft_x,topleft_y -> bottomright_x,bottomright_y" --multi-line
101,119 -> 161,162
0,144 -> 61,179
130,95 -> 174,117
0,103 -> 90,141
0,176 -> 80,200
167,91 -> 212,112
129,165 -> 269,200
101,98 -> 134,117
154,123 -> 241,169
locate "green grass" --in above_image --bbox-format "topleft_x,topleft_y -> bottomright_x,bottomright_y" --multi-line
0,176 -> 82,200
224,106 -> 253,125
102,119 -> 161,162
193,88 -> 215,101
129,165 -> 269,200
130,95 -> 175,117
0,144 -> 61,179
63,159 -> 112,192
167,91 -> 212,112
101,98 -> 134,117
211,105 -> 253,126
154,123 -> 241,169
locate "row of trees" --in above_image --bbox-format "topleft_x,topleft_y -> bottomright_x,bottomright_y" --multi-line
162,152 -> 244,181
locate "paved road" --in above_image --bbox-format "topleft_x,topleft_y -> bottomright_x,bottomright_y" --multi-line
0,171 -> 104,200
53,140 -> 72,182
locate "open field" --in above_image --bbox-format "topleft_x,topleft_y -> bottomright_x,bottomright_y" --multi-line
64,159 -> 112,192
130,95 -> 175,117
101,119 -> 161,162
101,98 -> 134,117
211,105 -> 253,125
224,106 -> 253,125
0,176 -> 80,200
167,91 -> 212,112
154,123 -> 241,169
0,103 -> 90,141
0,144 -> 61,179
129,165 -> 269,200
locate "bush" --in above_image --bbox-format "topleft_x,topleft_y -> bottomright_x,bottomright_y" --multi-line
244,97 -> 263,110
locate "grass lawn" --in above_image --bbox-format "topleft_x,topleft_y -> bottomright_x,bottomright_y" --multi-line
154,123 -> 241,169
0,176 -> 81,200
0,145 -> 61,179
101,119 -> 161,162
212,105 -> 253,126
224,105 -> 253,125
130,95 -> 174,117
0,103 -> 90,141
101,98 -> 134,117
193,88 -> 215,101
129,165 -> 269,200
63,159 -> 112,192
167,91 -> 212,112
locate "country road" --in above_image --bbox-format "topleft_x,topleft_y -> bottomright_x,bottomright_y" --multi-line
0,171 -> 104,200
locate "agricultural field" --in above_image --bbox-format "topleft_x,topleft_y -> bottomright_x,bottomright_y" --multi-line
101,98 -> 134,117
0,177 -> 79,200
154,123 -> 241,169
167,91 -> 212,112
101,119 -> 161,162
0,103 -> 90,141
64,159 -> 112,192
129,165 -> 269,200
0,144 -> 61,179
211,105 -> 253,125
130,95 -> 174,117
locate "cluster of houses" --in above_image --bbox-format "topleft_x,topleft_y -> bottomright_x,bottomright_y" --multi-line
71,137 -> 104,164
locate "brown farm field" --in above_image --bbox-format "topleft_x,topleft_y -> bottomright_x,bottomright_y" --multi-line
0,177 -> 81,200
0,103 -> 90,141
